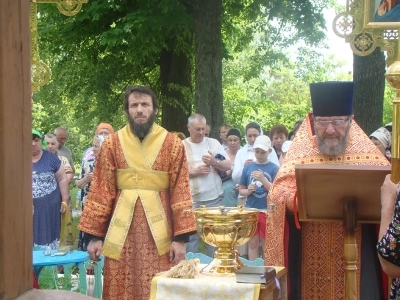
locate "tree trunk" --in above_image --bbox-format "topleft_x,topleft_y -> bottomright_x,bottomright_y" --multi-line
159,47 -> 192,135
193,0 -> 223,139
353,48 -> 386,134
353,48 -> 387,300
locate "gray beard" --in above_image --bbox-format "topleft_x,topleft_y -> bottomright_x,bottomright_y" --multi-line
128,113 -> 156,139
316,125 -> 350,156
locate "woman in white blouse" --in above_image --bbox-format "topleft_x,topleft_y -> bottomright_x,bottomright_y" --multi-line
232,122 -> 279,184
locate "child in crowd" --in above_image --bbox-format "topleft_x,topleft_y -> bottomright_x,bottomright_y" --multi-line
239,135 -> 279,260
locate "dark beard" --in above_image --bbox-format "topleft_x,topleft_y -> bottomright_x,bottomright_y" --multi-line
128,113 -> 156,139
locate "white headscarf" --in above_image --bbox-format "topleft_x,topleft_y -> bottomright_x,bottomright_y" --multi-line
282,141 -> 293,153
369,127 -> 391,150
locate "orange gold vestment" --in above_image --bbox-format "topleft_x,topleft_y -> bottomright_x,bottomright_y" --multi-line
265,113 -> 389,299
78,125 -> 196,300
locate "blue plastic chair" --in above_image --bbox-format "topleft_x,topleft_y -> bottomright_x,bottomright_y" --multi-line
86,255 -> 104,299
75,256 -> 104,298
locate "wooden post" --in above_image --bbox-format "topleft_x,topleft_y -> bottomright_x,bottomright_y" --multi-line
343,198 -> 357,300
385,61 -> 400,184
0,2 -> 94,299
0,0 -> 33,298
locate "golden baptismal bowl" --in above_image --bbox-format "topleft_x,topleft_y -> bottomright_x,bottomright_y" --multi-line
193,205 -> 259,275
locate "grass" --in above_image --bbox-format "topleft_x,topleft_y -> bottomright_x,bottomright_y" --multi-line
70,187 -> 80,248
70,187 -> 78,209
38,266 -> 80,291
38,267 -> 58,290
38,187 -> 210,291
38,187 -> 82,290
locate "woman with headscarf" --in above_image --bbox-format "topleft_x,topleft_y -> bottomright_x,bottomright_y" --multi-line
370,126 -> 392,162
232,122 -> 280,184
82,123 -> 114,162
76,123 -> 114,208
76,134 -> 105,250
279,140 -> 293,166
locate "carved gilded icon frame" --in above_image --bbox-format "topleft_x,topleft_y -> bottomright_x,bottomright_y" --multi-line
331,0 -> 398,61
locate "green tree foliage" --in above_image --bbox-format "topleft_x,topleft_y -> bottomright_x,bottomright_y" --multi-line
34,0 -> 192,162
35,0 -> 329,111
223,45 -> 351,134
33,0 -> 334,165
36,0 -> 192,119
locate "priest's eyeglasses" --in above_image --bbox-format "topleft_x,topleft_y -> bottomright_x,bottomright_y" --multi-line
315,117 -> 350,128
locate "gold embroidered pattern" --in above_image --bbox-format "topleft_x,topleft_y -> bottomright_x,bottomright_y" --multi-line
79,130 -> 196,299
102,125 -> 170,259
265,113 -> 389,299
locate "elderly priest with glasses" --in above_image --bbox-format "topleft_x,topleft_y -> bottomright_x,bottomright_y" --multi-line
265,81 -> 390,300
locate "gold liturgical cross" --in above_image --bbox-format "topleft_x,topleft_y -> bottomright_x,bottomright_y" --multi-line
131,173 -> 142,183
30,0 -> 88,92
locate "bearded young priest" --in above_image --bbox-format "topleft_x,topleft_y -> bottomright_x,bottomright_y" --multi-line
265,81 -> 390,300
78,86 -> 196,300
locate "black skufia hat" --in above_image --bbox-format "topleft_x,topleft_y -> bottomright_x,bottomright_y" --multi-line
310,81 -> 354,117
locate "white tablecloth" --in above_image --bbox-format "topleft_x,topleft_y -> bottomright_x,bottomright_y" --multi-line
150,266 -> 260,300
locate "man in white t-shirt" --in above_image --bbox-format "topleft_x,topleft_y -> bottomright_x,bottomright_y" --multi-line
183,114 -> 232,257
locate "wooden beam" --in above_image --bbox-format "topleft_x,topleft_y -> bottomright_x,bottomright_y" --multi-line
0,0 -> 32,298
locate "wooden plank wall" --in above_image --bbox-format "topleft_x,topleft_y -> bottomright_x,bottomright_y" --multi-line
0,0 -> 32,299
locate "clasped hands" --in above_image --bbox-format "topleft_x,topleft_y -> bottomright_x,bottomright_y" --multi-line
247,169 -> 269,192
190,151 -> 219,176
202,150 -> 217,167
250,169 -> 265,181
191,151 -> 217,176
381,174 -> 398,210
85,172 -> 94,184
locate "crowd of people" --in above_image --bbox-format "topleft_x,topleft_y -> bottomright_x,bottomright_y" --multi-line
31,82 -> 400,300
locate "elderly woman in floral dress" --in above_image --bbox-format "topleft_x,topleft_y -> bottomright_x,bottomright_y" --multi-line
75,135 -> 105,250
